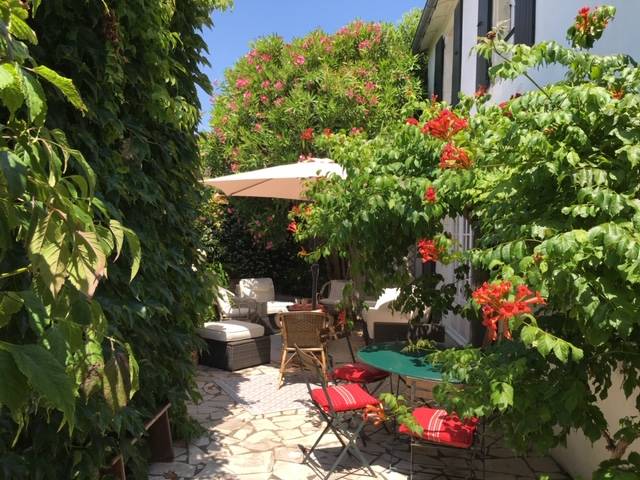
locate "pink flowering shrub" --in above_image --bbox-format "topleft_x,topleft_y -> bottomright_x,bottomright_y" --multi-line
204,12 -> 422,177
201,11 -> 422,258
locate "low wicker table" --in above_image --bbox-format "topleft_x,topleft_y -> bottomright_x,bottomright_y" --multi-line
200,335 -> 271,371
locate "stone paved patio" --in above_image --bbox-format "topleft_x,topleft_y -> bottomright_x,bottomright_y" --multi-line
148,334 -> 571,480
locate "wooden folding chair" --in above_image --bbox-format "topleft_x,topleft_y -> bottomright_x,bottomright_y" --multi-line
295,346 -> 379,479
399,406 -> 485,479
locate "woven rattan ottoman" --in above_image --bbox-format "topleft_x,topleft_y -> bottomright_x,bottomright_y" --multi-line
197,320 -> 271,371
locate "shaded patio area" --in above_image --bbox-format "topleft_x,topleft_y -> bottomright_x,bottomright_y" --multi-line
148,334 -> 570,480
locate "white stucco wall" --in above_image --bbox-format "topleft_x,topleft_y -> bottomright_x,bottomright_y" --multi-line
552,371 -> 640,479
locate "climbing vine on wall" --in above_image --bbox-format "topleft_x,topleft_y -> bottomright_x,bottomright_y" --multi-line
0,0 -> 230,478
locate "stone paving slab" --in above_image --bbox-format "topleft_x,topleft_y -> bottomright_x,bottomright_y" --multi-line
149,334 -> 570,480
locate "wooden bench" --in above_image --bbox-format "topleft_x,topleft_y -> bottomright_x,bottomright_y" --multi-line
106,403 -> 173,479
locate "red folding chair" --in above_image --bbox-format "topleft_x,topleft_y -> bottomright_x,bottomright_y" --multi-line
295,345 -> 379,479
331,361 -> 390,394
399,406 -> 485,479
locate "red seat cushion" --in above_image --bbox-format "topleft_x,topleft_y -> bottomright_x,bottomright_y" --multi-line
399,407 -> 478,449
311,383 -> 379,413
332,363 -> 390,383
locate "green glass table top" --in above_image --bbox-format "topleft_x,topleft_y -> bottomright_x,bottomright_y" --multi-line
357,341 -> 447,382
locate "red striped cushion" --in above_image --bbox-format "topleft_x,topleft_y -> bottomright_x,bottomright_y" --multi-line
332,363 -> 390,383
310,383 -> 379,413
399,407 -> 477,449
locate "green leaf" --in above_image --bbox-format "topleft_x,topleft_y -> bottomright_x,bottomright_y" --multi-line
20,70 -> 46,124
552,340 -> 570,363
0,63 -> 24,115
0,350 -> 29,420
68,230 -> 107,298
32,65 -> 87,112
0,292 -> 24,329
19,290 -> 48,334
124,343 -> 139,399
8,14 -> 38,45
122,226 -> 141,281
490,381 -> 514,410
102,353 -> 130,411
0,151 -> 28,198
109,220 -> 125,261
0,341 -> 76,430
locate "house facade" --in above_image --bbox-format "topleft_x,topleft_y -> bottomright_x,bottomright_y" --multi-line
412,1 -> 640,477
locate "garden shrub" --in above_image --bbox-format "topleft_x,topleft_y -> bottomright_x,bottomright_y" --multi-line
300,6 -> 640,476
200,11 -> 423,287
0,0 -> 230,478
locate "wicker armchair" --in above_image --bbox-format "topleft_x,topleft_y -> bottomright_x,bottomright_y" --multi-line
276,311 -> 330,388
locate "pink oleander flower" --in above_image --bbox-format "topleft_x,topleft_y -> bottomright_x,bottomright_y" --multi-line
261,80 -> 271,89
254,123 -> 262,132
260,94 -> 269,104
274,80 -> 285,91
255,64 -> 264,73
293,54 -> 306,66
235,77 -> 250,89
274,97 -> 285,107
358,39 -> 371,51
364,81 -> 377,91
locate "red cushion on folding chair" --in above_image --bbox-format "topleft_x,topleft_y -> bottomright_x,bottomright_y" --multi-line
311,383 -> 379,413
331,363 -> 390,383
399,407 -> 477,449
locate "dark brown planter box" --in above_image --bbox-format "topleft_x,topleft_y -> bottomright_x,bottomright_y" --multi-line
199,335 -> 271,371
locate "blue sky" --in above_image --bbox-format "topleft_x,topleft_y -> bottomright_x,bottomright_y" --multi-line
198,0 -> 425,130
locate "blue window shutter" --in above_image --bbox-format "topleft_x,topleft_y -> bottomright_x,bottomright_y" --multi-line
452,0 -> 464,105
514,0 -> 536,45
476,0 -> 492,90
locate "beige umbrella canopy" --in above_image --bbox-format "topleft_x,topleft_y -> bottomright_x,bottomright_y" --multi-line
202,157 -> 345,200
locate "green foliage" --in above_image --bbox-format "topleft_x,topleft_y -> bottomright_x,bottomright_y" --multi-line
301,5 -> 640,473
0,0 -> 139,439
199,11 -> 423,287
295,98 -> 464,319
197,192 -> 314,297
1,0 -> 230,477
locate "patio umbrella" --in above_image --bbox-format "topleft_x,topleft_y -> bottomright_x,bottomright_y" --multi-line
203,157 -> 346,308
202,157 -> 345,200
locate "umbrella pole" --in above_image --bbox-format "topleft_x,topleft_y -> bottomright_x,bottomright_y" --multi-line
311,263 -> 319,309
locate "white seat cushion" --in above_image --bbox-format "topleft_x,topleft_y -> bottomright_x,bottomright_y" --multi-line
197,320 -> 264,342
267,301 -> 294,315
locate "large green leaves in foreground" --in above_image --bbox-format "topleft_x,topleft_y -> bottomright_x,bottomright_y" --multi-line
0,0 -> 141,436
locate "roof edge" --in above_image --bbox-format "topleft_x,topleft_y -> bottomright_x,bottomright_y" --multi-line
411,0 -> 440,54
